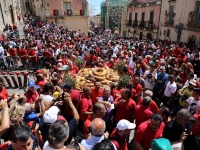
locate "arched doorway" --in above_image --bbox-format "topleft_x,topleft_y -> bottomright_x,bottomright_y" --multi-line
139,32 -> 143,40
147,33 -> 152,40
187,35 -> 197,46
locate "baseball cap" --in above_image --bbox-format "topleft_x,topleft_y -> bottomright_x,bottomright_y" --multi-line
189,79 -> 196,86
28,80 -> 35,87
63,82 -> 72,89
149,61 -> 155,67
36,70 -> 42,74
35,85 -> 40,90
116,119 -> 136,130
194,114 -> 200,120
43,106 -> 59,124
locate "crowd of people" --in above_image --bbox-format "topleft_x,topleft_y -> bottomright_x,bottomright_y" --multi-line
0,12 -> 200,150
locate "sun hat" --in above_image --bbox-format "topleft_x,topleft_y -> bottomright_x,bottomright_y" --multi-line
43,106 -> 59,124
189,79 -> 196,86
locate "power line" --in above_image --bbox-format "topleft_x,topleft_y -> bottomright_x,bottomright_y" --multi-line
88,5 -> 96,16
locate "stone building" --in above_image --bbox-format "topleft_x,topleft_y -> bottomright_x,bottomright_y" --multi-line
0,0 -> 22,32
126,0 -> 162,40
159,0 -> 200,45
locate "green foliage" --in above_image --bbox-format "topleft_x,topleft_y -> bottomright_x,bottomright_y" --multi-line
76,59 -> 84,70
114,61 -> 125,73
113,26 -> 119,31
65,74 -> 76,89
117,75 -> 130,90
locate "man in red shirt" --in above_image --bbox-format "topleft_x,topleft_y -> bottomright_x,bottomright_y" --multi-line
110,119 -> 135,150
67,60 -> 79,75
138,90 -> 159,113
63,82 -> 80,120
91,81 -> 103,103
43,48 -> 52,62
132,77 -> 143,103
8,46 -> 18,68
79,86 -> 93,122
82,102 -> 106,138
24,81 -> 38,104
113,88 -> 136,123
134,113 -> 165,150
109,82 -> 120,100
35,74 -> 46,90
20,47 -> 28,68
28,48 -> 38,68
135,96 -> 153,128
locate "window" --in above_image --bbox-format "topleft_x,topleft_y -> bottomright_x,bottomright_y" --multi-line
164,30 -> 166,35
63,2 -> 71,15
134,13 -> 138,25
150,11 -> 154,24
129,13 -> 132,25
167,29 -> 170,37
194,2 -> 200,24
141,12 -> 145,22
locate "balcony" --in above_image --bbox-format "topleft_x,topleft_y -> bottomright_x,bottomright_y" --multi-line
126,20 -> 132,26
132,20 -> 138,27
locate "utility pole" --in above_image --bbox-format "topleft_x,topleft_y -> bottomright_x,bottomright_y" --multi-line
89,5 -> 96,16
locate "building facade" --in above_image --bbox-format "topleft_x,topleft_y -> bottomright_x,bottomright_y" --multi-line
126,0 -> 161,40
89,14 -> 101,27
29,0 -> 89,34
159,0 -> 200,45
0,0 -> 22,32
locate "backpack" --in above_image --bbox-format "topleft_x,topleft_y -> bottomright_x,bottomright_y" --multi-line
151,138 -> 172,150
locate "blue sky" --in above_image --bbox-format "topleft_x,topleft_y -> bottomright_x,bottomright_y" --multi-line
87,0 -> 104,16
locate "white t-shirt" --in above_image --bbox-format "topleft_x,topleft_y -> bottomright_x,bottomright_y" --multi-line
128,61 -> 135,70
43,141 -> 65,150
186,97 -> 200,120
143,70 -> 157,90
164,81 -> 177,97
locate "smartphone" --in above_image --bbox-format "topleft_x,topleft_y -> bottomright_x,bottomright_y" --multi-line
62,93 -> 65,100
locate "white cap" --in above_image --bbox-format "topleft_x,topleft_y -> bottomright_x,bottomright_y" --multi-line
112,54 -> 117,58
116,119 -> 136,130
43,106 -> 59,124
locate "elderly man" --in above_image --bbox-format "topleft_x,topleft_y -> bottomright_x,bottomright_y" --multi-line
91,81 -> 103,104
98,85 -> 115,131
81,118 -> 106,150
163,109 -> 191,144
134,113 -> 165,150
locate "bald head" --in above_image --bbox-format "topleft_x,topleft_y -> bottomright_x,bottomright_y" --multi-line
91,118 -> 105,136
83,86 -> 91,96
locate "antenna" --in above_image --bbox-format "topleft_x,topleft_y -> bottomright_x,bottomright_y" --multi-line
89,4 -> 96,16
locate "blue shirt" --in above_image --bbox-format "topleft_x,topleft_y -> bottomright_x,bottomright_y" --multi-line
155,72 -> 168,89
81,135 -> 104,150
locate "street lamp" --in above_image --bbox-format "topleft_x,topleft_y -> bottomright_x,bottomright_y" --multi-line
174,23 -> 184,42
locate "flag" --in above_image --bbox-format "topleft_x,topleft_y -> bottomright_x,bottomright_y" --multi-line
80,10 -> 85,16
67,10 -> 73,16
53,10 -> 59,16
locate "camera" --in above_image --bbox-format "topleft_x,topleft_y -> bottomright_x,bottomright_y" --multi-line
182,94 -> 188,101
148,73 -> 152,78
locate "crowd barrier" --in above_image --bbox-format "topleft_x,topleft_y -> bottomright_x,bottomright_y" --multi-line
0,71 -> 30,89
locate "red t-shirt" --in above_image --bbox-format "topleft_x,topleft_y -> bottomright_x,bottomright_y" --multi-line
114,97 -> 136,123
138,98 -> 159,113
83,115 -> 94,138
69,65 -> 79,75
111,128 -> 128,150
91,87 -> 103,103
179,72 -> 187,84
20,49 -> 28,61
111,89 -> 121,100
16,47 -> 22,56
133,83 -> 143,103
131,88 -> 136,101
64,89 -> 80,116
35,80 -> 46,89
192,122 -> 200,135
28,50 -> 37,62
80,94 -> 93,121
134,105 -> 153,128
8,48 -> 16,57
25,90 -> 38,103
43,50 -> 52,61
134,120 -> 165,150
0,86 -> 8,99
